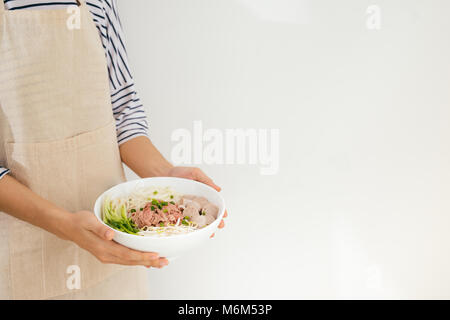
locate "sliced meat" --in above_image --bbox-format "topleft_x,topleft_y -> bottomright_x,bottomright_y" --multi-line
183,206 -> 199,219
131,202 -> 183,228
201,203 -> 219,218
205,214 -> 215,225
193,196 -> 209,207
132,194 -> 219,229
190,214 -> 207,228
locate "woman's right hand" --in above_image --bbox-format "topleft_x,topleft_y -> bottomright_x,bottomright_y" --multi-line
0,176 -> 168,268
65,210 -> 168,268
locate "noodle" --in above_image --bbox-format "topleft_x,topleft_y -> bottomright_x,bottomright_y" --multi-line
103,186 -> 199,237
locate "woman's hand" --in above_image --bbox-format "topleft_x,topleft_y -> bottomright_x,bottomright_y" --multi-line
166,166 -> 227,238
0,176 -> 168,268
119,137 -> 228,238
65,210 -> 168,268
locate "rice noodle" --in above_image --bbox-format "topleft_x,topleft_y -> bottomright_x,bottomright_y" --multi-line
126,186 -> 181,210
138,224 -> 199,237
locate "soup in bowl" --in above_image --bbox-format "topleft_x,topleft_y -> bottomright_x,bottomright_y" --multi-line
93,177 -> 226,260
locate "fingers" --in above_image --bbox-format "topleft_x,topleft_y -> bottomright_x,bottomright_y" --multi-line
103,228 -> 114,240
210,219 -> 225,238
102,254 -> 168,268
119,257 -> 168,268
210,209 -> 228,239
107,241 -> 162,265
193,168 -> 221,192
75,211 -> 168,268
103,243 -> 168,268
93,238 -> 169,268
88,223 -> 167,267
146,258 -> 169,269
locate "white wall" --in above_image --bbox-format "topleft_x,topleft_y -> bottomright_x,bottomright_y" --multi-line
118,0 -> 450,299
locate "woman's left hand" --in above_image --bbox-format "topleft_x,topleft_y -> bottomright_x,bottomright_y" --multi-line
166,166 -> 227,238
118,138 -> 227,237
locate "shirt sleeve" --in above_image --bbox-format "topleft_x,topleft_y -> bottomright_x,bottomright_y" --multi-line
0,168 -> 10,180
93,0 -> 149,145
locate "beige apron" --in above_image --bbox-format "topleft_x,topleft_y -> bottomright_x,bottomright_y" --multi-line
0,1 -> 149,299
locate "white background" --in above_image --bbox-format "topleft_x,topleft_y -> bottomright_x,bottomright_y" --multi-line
118,0 -> 450,299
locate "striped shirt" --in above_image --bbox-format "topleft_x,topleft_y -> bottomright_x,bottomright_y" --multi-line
0,0 -> 149,180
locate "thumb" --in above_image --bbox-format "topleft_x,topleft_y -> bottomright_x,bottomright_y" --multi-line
96,224 -> 115,241
195,169 -> 221,192
87,215 -> 115,240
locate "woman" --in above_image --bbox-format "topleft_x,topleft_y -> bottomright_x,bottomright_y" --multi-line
0,0 -> 226,299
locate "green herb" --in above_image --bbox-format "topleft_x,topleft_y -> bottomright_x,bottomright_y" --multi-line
130,208 -> 136,213
153,191 -> 158,195
161,201 -> 168,206
182,219 -> 189,226
170,195 -> 174,199
102,198 -> 140,235
140,208 -> 143,211
160,222 -> 165,227
163,209 -> 168,213
170,201 -> 175,205
151,206 -> 156,211
151,199 -> 159,206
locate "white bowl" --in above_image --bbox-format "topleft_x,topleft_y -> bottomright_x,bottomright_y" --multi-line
93,177 -> 226,260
